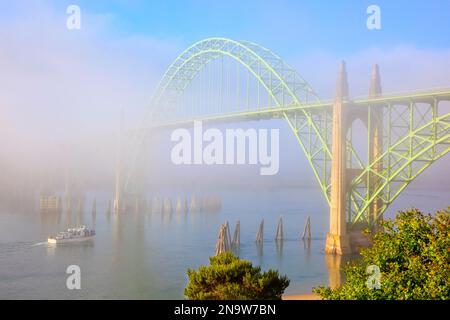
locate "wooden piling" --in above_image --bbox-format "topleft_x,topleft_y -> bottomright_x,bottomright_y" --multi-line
225,221 -> 232,246
159,197 -> 164,214
190,195 -> 197,213
91,199 -> 96,226
256,219 -> 264,243
184,196 -> 189,214
176,196 -> 182,214
164,198 -> 173,214
302,216 -> 311,240
275,216 -> 284,240
76,198 -> 82,225
215,224 -> 230,256
231,221 -> 240,247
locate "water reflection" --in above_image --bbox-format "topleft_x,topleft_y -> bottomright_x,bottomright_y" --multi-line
256,242 -> 264,266
302,238 -> 311,261
40,210 -> 61,226
37,200 -> 348,297
324,253 -> 357,289
6,187 -> 439,299
325,254 -> 343,289
46,241 -> 94,254
275,239 -> 284,257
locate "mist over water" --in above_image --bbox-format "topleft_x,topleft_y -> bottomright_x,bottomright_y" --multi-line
0,184 -> 448,299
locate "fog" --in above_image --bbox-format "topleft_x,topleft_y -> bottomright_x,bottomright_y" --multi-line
1,2 -> 449,213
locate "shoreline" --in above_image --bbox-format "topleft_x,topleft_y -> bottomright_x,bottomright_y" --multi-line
282,293 -> 321,300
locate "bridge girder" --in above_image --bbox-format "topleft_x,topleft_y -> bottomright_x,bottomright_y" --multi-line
124,37 -> 450,229
349,98 -> 450,226
133,37 -> 333,205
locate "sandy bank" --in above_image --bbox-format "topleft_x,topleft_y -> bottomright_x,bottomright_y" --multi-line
282,294 -> 321,300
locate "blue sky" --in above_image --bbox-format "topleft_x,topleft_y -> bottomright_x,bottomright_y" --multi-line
44,0 -> 450,57
3,0 -> 450,55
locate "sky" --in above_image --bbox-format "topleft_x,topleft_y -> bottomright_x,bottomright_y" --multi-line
48,0 -> 450,52
35,0 -> 450,53
0,0 -> 449,190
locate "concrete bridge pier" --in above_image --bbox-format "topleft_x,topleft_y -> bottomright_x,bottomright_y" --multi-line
325,62 -> 383,255
325,61 -> 352,255
368,64 -> 383,226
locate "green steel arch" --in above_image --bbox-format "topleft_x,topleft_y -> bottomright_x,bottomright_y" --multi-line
127,38 -> 449,227
149,38 -> 318,119
148,37 -> 333,203
349,100 -> 450,226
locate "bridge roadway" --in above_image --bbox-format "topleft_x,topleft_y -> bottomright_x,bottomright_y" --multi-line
148,88 -> 450,129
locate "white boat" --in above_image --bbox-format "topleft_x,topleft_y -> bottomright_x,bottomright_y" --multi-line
48,225 -> 95,244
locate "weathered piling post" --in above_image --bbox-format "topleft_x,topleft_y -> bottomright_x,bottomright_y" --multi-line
215,224 -> 230,256
189,195 -> 197,213
76,198 -> 82,225
106,200 -> 111,223
66,195 -> 72,226
66,195 -> 72,217
164,198 -> 173,214
184,196 -> 189,214
256,219 -> 264,243
113,109 -> 124,215
301,216 -> 311,240
225,224 -> 230,250
198,195 -> 204,213
91,198 -> 96,226
231,221 -> 240,247
225,221 -> 232,246
176,196 -> 182,214
275,216 -> 284,240
66,195 -> 72,213
159,197 -> 164,214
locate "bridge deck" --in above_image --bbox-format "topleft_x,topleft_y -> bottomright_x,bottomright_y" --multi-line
146,89 -> 450,130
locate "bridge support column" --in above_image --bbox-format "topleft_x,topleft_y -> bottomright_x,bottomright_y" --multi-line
325,61 -> 351,255
114,109 -> 124,214
368,64 -> 383,226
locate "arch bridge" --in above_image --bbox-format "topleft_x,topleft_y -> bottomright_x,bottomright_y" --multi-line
122,38 -> 450,254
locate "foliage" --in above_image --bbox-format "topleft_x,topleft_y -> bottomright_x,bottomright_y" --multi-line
314,208 -> 450,300
185,252 -> 290,300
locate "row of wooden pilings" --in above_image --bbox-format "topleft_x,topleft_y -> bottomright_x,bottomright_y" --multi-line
39,195 -> 222,229
215,216 -> 312,256
114,195 -> 221,215
41,194 -> 221,218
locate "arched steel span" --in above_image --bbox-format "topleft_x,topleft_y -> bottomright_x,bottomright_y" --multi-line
125,37 -> 450,229
142,37 -> 333,205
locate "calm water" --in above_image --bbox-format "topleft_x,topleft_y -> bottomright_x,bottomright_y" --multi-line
0,187 -> 448,299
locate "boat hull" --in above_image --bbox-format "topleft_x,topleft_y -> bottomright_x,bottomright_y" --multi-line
48,236 -> 94,244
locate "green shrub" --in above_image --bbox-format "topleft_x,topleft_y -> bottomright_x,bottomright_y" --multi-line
314,208 -> 450,300
185,252 -> 290,300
